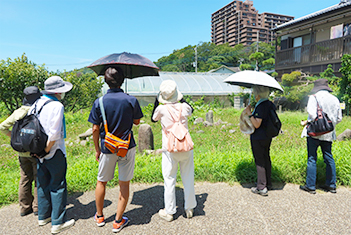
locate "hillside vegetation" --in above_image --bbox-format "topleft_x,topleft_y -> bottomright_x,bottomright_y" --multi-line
1,104 -> 350,207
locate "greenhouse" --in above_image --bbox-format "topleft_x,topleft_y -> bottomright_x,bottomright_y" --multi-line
101,72 -> 247,107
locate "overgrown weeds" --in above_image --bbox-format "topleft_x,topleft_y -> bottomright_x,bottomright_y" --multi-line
0,105 -> 350,207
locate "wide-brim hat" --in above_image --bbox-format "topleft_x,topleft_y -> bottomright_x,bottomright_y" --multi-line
310,78 -> 332,94
42,76 -> 73,94
157,80 -> 183,104
23,86 -> 42,105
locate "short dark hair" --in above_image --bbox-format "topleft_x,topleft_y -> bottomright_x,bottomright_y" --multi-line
104,67 -> 124,88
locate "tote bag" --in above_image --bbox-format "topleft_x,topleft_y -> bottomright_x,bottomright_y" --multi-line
306,95 -> 334,136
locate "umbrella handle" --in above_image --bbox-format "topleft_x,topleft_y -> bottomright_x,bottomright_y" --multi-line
249,88 -> 252,107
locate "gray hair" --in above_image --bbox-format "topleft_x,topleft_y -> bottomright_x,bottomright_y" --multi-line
253,85 -> 270,99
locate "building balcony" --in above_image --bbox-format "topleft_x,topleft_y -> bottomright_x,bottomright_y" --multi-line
275,35 -> 351,73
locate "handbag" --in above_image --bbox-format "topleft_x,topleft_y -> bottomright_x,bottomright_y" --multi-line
306,95 -> 334,136
99,97 -> 130,157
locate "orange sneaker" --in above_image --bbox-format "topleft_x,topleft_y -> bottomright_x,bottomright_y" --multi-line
94,213 -> 105,227
112,217 -> 129,233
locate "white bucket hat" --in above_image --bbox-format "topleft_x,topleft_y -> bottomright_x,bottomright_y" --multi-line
157,80 -> 183,104
42,76 -> 73,94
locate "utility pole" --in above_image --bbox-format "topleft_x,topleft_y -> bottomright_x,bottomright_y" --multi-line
194,46 -> 198,73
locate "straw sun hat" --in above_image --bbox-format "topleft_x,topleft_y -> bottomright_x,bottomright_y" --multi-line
157,80 -> 183,104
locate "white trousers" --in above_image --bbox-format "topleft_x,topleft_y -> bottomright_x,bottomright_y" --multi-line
162,150 -> 197,215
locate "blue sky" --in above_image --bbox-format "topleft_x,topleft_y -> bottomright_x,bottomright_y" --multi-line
0,0 -> 337,72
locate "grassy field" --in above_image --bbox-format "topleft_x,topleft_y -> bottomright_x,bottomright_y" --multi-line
0,105 -> 351,207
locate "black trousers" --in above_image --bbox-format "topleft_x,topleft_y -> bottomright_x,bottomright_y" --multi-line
250,138 -> 272,190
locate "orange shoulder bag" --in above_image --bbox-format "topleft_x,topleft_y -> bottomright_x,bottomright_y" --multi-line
99,97 -> 130,157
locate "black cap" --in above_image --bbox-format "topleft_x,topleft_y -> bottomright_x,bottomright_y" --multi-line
23,86 -> 42,105
310,79 -> 333,94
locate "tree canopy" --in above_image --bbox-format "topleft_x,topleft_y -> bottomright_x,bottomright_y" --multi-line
155,41 -> 275,72
0,54 -> 103,113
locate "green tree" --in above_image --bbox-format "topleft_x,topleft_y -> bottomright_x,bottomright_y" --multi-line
281,71 -> 301,86
249,52 -> 264,70
161,64 -> 181,72
262,58 -> 275,67
339,54 -> 351,112
271,72 -> 278,78
0,54 -> 103,113
320,64 -> 335,78
279,71 -> 313,106
0,54 -> 49,112
59,70 -> 103,112
239,64 -> 254,70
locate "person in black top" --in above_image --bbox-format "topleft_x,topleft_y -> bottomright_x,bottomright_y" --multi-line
244,85 -> 277,196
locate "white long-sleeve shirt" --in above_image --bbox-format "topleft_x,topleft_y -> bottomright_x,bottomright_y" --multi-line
28,96 -> 66,161
301,90 -> 342,141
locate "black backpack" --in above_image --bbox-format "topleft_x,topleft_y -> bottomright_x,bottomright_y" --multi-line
265,105 -> 282,138
11,100 -> 53,155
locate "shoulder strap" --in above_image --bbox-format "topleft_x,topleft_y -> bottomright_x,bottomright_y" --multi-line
165,104 -> 182,122
312,95 -> 321,110
99,97 -> 109,134
37,100 -> 54,115
31,99 -> 53,115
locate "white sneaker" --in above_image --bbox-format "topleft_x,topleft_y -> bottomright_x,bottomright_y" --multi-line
51,219 -> 75,234
185,209 -> 194,219
38,217 -> 51,226
158,209 -> 173,222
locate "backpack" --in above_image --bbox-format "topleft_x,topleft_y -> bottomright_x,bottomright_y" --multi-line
99,97 -> 130,157
265,105 -> 282,138
11,100 -> 53,155
164,105 -> 194,153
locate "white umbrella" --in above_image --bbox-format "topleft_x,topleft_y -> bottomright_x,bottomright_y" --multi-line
223,70 -> 284,92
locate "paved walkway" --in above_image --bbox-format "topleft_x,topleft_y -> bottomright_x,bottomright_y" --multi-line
1,182 -> 351,234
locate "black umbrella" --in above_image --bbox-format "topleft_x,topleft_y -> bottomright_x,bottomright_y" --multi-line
87,52 -> 159,78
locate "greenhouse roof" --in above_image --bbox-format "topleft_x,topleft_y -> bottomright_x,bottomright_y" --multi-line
102,72 -> 245,96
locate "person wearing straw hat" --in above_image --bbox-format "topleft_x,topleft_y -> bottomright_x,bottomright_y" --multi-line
88,67 -> 143,233
0,86 -> 42,217
300,79 -> 342,194
152,80 -> 197,222
29,76 -> 75,234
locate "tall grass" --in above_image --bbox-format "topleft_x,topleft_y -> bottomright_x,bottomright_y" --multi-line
0,107 -> 351,207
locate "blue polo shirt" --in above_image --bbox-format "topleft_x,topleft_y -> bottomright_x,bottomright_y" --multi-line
88,88 -> 143,153
250,100 -> 276,140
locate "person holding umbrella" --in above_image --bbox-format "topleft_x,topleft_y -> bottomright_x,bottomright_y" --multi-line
88,67 -> 143,233
244,85 -> 277,196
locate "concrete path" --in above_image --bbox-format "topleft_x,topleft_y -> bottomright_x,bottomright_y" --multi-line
1,182 -> 351,234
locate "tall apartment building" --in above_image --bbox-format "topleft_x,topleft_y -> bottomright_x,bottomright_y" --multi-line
211,0 -> 294,47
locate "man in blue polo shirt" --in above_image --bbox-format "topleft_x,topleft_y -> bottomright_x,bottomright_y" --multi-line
88,67 -> 143,233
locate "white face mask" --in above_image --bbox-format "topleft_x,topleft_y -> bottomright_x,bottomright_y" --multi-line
60,93 -> 65,100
